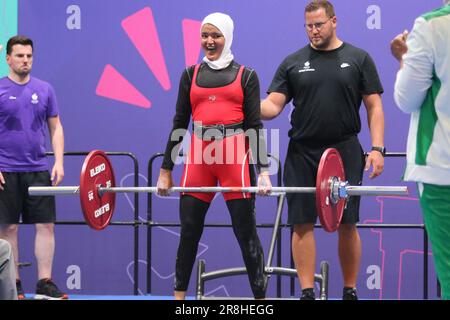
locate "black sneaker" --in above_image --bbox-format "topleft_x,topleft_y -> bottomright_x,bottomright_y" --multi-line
35,278 -> 68,300
342,287 -> 358,300
16,280 -> 25,300
300,288 -> 315,300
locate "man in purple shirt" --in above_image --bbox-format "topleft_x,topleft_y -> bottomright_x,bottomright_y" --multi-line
0,36 -> 66,300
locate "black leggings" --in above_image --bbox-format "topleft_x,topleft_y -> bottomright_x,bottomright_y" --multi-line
174,195 -> 266,298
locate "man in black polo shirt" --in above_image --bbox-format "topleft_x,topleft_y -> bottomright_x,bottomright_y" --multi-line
261,0 -> 385,300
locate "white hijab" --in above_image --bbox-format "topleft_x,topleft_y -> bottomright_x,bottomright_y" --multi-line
201,12 -> 234,70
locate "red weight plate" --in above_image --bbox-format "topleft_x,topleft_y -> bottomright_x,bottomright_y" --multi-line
79,150 -> 116,230
315,148 -> 345,232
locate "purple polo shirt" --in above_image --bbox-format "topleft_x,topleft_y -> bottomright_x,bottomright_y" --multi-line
0,76 -> 59,172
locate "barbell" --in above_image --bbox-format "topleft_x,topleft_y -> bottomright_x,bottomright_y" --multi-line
28,149 -> 408,232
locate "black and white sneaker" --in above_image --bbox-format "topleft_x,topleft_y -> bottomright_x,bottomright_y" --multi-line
342,287 -> 358,300
300,288 -> 316,300
35,278 -> 68,300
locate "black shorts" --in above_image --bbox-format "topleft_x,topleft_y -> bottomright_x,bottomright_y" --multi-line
0,171 -> 56,224
284,136 -> 365,225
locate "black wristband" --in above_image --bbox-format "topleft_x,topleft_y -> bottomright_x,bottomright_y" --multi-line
371,146 -> 386,157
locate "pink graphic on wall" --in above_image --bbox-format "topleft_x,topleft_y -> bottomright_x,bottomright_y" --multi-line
363,196 -> 433,299
96,65 -> 151,109
96,6 -> 202,109
398,249 -> 433,299
121,7 -> 171,91
182,19 -> 202,66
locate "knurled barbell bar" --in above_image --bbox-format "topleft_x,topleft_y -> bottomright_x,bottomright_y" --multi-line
28,149 -> 408,232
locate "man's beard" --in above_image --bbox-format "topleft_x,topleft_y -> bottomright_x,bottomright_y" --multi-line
310,36 -> 331,50
15,69 -> 31,77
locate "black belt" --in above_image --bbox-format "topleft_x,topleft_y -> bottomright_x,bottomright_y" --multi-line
193,122 -> 244,140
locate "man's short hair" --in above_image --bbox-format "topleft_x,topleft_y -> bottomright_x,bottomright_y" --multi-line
6,36 -> 33,55
305,0 -> 336,18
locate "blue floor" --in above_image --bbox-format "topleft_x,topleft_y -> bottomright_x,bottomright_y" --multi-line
23,294 -> 194,300
70,295 -> 175,300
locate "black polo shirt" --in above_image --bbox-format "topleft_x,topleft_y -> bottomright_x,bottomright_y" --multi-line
268,42 -> 384,144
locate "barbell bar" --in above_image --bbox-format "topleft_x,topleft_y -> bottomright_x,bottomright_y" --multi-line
29,186 -> 407,197
28,149 -> 409,232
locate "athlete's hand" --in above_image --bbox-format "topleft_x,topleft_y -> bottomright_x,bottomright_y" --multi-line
0,171 -> 5,191
257,171 -> 272,196
51,162 -> 64,186
390,30 -> 409,61
365,151 -> 384,179
157,169 -> 174,196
